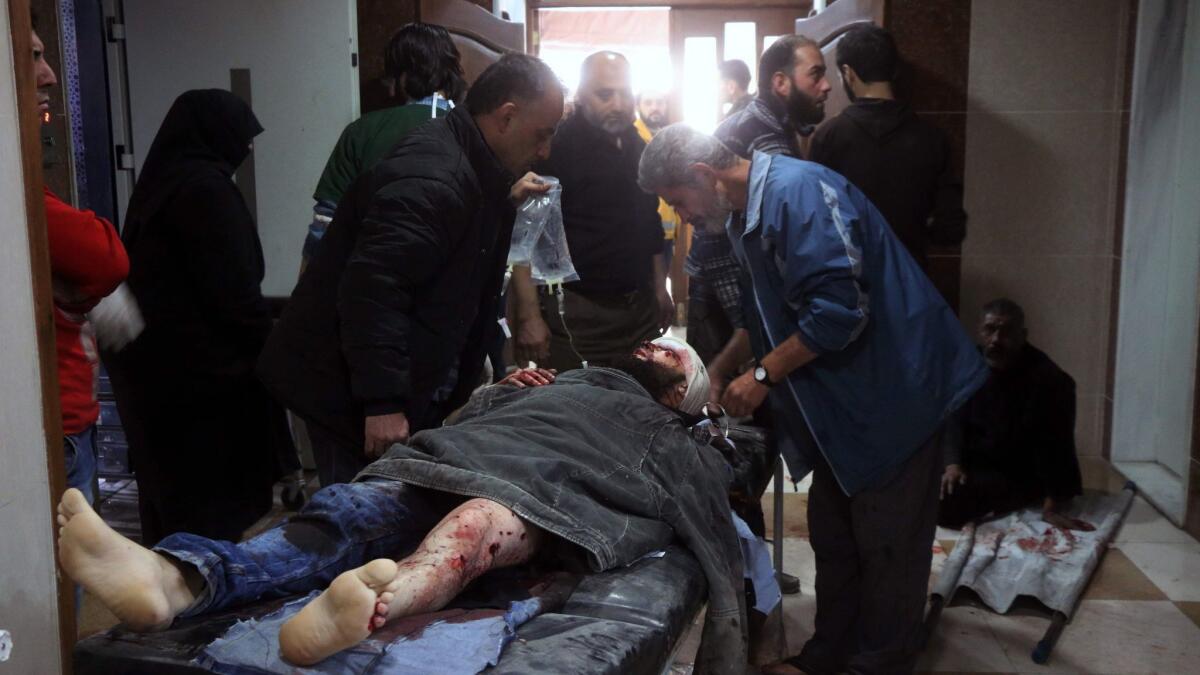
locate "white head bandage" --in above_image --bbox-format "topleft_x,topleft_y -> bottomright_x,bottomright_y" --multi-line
652,336 -> 710,415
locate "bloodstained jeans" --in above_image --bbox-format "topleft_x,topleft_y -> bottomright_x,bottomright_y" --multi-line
155,480 -> 455,618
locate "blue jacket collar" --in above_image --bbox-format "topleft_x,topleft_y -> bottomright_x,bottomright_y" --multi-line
743,151 -> 773,236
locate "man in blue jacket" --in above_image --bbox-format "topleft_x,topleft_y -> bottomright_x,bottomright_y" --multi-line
639,124 -> 988,674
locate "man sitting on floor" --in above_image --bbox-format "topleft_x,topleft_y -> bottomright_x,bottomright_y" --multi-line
57,338 -> 750,672
939,298 -> 1091,532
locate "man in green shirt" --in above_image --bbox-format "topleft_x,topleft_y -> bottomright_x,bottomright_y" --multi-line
304,23 -> 466,265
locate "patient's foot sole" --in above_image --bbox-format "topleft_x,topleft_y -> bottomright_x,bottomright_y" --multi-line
57,488 -> 188,631
279,558 -> 399,665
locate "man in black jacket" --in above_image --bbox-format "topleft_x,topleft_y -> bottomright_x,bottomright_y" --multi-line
809,25 -> 967,272
939,299 -> 1090,532
258,54 -> 564,486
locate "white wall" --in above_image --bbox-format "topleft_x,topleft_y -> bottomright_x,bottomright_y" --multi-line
1111,0 -> 1200,509
122,0 -> 359,297
0,9 -> 65,674
493,0 -> 527,26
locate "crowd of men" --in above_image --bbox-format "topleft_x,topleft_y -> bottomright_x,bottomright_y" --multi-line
36,13 -> 1087,674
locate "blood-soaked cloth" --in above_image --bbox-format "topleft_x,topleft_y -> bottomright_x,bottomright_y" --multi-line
936,488 -> 1135,616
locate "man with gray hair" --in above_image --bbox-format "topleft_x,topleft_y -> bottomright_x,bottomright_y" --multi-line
639,124 -> 988,673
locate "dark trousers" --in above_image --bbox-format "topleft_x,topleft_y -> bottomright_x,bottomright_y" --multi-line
938,466 -> 1043,529
799,431 -> 942,674
307,422 -> 370,487
538,285 -> 659,372
686,282 -> 736,366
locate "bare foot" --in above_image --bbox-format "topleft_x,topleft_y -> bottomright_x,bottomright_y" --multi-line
56,488 -> 196,631
279,558 -> 399,665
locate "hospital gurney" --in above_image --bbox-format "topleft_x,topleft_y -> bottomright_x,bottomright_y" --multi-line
923,483 -> 1137,665
74,543 -> 706,674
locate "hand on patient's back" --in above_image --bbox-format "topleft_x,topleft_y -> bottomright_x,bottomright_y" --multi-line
499,367 -> 556,389
364,412 -> 410,459
940,464 -> 967,499
1043,510 -> 1096,532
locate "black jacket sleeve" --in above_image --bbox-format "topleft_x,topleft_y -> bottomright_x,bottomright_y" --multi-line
807,122 -> 834,168
337,176 -> 467,415
1029,370 -> 1083,500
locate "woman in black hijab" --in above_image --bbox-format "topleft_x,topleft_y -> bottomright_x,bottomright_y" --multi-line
108,89 -> 290,544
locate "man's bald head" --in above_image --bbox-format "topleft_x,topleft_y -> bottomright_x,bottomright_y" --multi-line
576,51 -> 634,136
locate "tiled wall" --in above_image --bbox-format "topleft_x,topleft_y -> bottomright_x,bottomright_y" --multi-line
888,0 -> 972,312
959,0 -> 1134,457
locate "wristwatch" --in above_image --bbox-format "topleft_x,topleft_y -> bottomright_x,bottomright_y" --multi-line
753,360 -> 774,387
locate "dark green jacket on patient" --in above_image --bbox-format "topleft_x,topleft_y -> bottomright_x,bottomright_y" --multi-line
362,368 -> 750,674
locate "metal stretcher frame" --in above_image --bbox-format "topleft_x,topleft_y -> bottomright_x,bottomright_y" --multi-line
922,482 -> 1138,665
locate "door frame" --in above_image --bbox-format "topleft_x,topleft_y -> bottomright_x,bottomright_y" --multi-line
5,0 -> 73,670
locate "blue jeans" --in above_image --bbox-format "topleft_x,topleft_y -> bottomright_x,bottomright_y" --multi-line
65,425 -> 98,505
66,424 -> 98,610
156,480 -> 452,618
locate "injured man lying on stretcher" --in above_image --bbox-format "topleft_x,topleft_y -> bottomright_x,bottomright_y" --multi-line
57,337 -> 753,673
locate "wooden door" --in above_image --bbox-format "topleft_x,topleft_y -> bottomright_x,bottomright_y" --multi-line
420,0 -> 526,85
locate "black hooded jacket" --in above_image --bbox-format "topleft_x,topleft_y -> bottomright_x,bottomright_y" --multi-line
809,98 -> 967,269
257,106 -> 515,447
108,89 -> 287,544
121,89 -> 270,377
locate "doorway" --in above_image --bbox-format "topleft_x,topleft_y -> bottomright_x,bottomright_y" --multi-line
1110,0 -> 1200,525
669,7 -> 803,132
532,3 -> 810,312
105,0 -> 360,298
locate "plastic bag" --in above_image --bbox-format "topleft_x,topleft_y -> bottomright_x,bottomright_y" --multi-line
89,282 -> 145,351
507,177 -> 580,285
507,177 -> 559,266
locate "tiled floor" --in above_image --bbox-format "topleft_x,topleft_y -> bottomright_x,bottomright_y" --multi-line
677,457 -> 1200,673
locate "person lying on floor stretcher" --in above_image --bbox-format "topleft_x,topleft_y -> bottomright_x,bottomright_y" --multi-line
57,337 -> 753,673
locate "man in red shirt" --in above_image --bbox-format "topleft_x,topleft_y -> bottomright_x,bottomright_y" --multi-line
33,16 -> 129,504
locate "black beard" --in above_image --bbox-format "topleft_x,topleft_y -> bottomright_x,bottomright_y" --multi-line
609,355 -> 685,403
842,77 -> 857,104
786,85 -> 825,127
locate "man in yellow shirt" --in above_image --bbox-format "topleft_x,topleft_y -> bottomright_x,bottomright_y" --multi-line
635,90 -> 681,269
